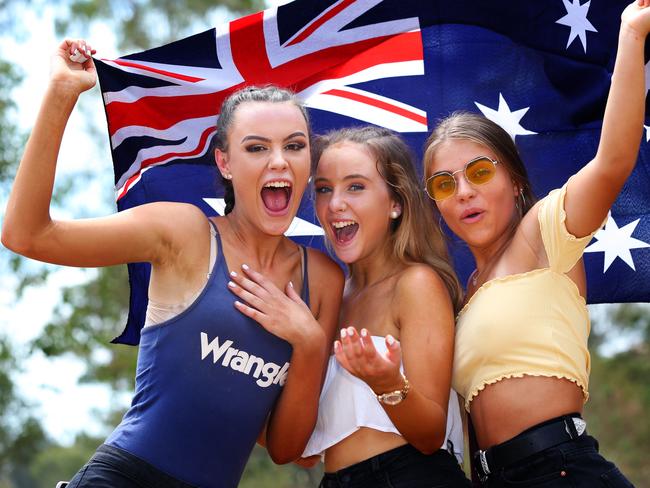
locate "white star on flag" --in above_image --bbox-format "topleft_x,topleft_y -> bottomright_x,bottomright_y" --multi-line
584,213 -> 650,272
645,125 -> 650,143
203,198 -> 324,236
555,0 -> 598,53
475,93 -> 537,141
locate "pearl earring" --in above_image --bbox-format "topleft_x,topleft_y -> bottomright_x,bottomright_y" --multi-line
390,211 -> 400,219
223,174 -> 232,180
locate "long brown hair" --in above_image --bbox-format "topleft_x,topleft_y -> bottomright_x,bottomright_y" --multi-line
423,112 -> 537,265
313,126 -> 463,312
424,111 -> 536,221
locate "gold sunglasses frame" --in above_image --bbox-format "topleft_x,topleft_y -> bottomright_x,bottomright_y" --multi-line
424,156 -> 499,201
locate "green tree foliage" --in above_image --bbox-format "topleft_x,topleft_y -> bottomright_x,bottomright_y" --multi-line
29,433 -> 102,487
0,59 -> 23,186
0,335 -> 49,488
54,0 -> 265,51
584,304 -> 650,487
32,264 -> 136,394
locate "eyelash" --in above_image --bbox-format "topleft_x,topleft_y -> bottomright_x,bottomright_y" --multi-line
244,142 -> 306,153
285,142 -> 306,151
314,184 -> 364,194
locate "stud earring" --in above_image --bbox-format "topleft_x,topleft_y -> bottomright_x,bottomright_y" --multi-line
223,174 -> 232,180
390,211 -> 400,219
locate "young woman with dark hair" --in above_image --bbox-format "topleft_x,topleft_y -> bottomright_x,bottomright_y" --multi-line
2,41 -> 343,488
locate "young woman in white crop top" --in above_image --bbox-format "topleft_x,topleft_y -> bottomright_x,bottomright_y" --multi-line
422,2 -> 649,485
301,126 -> 471,487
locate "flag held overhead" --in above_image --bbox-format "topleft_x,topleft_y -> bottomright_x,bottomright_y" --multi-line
95,0 -> 650,345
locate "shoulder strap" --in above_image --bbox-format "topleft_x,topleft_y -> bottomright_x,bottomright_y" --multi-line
300,246 -> 310,305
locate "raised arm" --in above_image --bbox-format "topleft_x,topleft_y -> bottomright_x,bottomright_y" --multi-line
228,249 -> 344,463
564,0 -> 650,237
335,265 -> 454,453
1,39 -> 204,268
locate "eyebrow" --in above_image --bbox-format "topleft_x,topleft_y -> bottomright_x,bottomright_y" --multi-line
313,174 -> 372,184
240,131 -> 307,144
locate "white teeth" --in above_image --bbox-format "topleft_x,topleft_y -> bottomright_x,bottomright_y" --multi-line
264,181 -> 291,188
332,220 -> 357,229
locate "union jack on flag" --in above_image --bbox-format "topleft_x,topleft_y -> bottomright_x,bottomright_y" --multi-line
95,0 -> 650,345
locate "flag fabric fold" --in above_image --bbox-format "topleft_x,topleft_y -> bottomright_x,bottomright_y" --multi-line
94,0 -> 650,345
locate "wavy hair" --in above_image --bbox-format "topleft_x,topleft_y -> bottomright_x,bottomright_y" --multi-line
313,126 -> 463,312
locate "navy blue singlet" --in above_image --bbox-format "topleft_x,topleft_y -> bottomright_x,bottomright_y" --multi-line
106,223 -> 309,487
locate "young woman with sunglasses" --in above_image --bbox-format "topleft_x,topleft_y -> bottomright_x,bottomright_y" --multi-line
423,2 -> 649,486
300,126 -> 471,487
1,39 -> 343,488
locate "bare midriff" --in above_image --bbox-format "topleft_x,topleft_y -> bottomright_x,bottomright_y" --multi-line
324,428 -> 407,473
469,375 -> 584,449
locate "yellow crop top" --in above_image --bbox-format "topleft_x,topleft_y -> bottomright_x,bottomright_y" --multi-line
452,182 -> 604,412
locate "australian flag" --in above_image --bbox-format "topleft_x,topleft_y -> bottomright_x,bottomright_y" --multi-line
94,0 -> 650,345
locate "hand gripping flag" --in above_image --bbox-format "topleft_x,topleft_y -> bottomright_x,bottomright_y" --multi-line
95,0 -> 650,345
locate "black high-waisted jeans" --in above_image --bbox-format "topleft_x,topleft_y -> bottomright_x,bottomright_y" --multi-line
319,443 -> 471,488
483,434 -> 634,487
66,444 -> 196,488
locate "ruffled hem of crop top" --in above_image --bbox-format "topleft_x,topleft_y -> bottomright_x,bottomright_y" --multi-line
302,336 -> 465,463
464,371 -> 588,413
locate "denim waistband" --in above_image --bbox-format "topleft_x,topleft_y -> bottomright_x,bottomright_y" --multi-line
322,443 -> 453,480
93,444 -> 197,488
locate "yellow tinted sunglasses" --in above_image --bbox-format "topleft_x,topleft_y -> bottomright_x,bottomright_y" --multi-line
425,156 -> 499,201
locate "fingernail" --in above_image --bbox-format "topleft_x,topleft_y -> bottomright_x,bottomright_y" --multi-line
333,341 -> 341,353
340,328 -> 347,339
347,326 -> 355,336
242,263 -> 249,270
360,328 -> 368,338
230,271 -> 237,277
234,300 -> 242,307
228,281 -> 236,288
386,335 -> 395,346
289,281 -> 294,288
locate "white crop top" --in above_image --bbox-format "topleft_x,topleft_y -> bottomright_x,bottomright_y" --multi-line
302,336 -> 465,463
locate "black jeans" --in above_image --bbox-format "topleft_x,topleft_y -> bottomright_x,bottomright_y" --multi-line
319,443 -> 471,488
484,434 -> 634,487
66,444 -> 196,488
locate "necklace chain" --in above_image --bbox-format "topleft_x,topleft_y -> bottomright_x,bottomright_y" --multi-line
470,268 -> 485,287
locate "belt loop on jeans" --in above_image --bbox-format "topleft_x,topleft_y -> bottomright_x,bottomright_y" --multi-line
370,454 -> 381,472
564,416 -> 578,439
476,450 -> 491,483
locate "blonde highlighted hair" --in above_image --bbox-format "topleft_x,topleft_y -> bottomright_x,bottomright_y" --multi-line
312,126 -> 463,312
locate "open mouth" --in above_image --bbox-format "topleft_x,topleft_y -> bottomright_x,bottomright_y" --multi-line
461,208 -> 484,222
331,220 -> 359,244
261,181 -> 292,214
